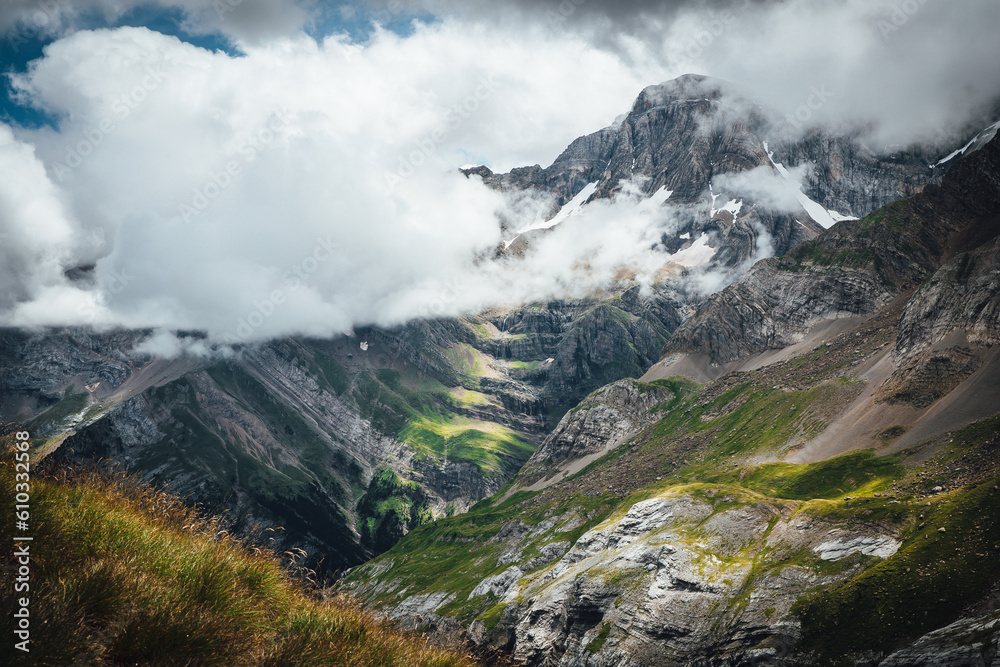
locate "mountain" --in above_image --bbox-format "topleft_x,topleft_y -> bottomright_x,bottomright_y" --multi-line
340,135 -> 1000,665
469,74 -> 943,273
1,287 -> 682,570
0,74 -> 976,576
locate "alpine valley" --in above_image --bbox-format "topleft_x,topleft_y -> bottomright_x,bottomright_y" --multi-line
6,74 -> 1000,666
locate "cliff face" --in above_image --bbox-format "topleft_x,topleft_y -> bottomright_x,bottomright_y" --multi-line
7,325 -> 547,569
480,286 -> 682,420
470,75 -> 946,278
515,378 -> 676,487
878,235 -> 1000,409
343,136 -> 1000,666
3,283 -> 682,569
666,133 -> 1000,365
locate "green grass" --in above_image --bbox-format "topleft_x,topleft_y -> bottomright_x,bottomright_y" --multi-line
0,441 -> 476,667
444,343 -> 488,377
586,622 -> 612,653
28,389 -> 90,435
400,416 -> 535,477
710,451 -> 904,501
445,387 -> 491,408
312,349 -> 350,395
477,602 -> 507,632
357,467 -> 432,554
346,489 -> 618,621
795,478 -> 1000,659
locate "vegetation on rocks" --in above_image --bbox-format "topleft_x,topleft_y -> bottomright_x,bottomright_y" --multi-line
0,437 -> 476,667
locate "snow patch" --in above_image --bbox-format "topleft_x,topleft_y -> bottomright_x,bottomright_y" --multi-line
934,120 -> 1000,167
516,181 -> 598,235
635,185 -> 673,213
762,142 -> 839,229
670,233 -> 715,267
827,210 -> 859,222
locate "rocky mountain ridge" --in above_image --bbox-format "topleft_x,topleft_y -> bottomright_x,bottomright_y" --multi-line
342,135 -> 1000,665
3,73 -> 993,586
468,74 -> 947,277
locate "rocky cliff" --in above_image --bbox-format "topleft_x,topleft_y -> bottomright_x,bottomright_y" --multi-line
665,131 -> 1000,366
342,136 -> 1000,665
469,75 -> 947,278
2,282 -> 682,569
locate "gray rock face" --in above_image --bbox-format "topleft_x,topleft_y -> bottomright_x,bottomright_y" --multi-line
769,132 -> 942,221
6,325 -> 549,568
813,532 -> 901,561
519,379 -> 675,483
2,281 -> 684,568
896,237 -> 1000,360
668,134 -> 1000,364
469,74 -> 946,279
435,493 -> 899,667
0,328 -> 144,421
469,566 -> 524,600
481,285 -> 683,422
669,259 -> 891,363
875,212 -> 1000,407
880,613 -> 1000,667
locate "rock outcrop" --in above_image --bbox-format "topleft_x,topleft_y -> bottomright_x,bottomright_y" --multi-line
343,121 -> 1000,667
667,133 -> 1000,364
516,379 -> 675,485
469,74 -> 948,279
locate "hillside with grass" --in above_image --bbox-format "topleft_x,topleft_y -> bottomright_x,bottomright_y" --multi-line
0,441 -> 478,667
341,137 -> 1000,666
344,330 -> 1000,664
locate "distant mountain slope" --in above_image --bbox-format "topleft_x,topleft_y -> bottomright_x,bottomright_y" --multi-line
664,128 -> 1000,367
1,75 -> 987,575
468,74 -> 945,273
342,137 -> 1000,667
2,283 -> 681,569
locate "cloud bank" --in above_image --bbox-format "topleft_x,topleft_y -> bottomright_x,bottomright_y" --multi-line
1,0 -> 998,352
0,23 -> 675,345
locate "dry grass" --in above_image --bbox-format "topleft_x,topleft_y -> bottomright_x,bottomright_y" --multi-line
0,434 -> 477,667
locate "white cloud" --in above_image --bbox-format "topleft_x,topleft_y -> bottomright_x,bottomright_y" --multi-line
661,0 -> 1000,146
0,124 -> 81,312
393,0 -> 1000,147
0,24 -> 674,344
712,163 -> 812,215
3,1 -> 998,353
0,0 -> 310,45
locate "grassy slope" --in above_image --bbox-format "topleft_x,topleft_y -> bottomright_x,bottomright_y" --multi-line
344,305 -> 1000,660
39,332 -> 538,567
0,445 -> 475,667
